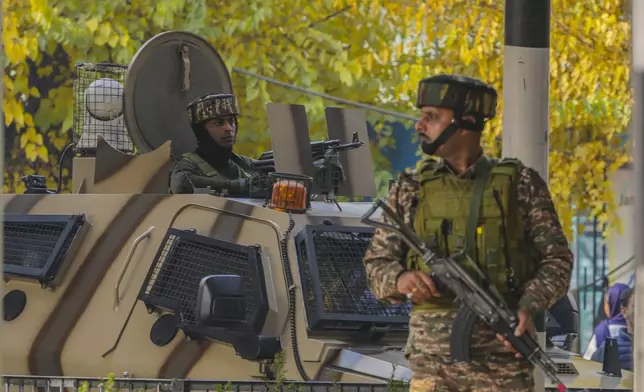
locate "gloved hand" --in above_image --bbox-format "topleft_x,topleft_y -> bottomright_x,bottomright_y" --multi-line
195,176 -> 248,196
249,158 -> 275,173
229,178 -> 248,195
247,173 -> 269,198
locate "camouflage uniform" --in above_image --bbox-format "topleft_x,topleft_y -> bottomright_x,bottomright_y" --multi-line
362,75 -> 574,392
170,153 -> 254,195
170,93 -> 263,196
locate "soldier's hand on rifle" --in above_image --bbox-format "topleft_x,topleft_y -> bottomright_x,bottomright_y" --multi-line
247,173 -> 268,198
250,159 -> 275,173
396,271 -> 442,302
496,309 -> 533,358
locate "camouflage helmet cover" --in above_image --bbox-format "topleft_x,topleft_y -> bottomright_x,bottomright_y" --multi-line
416,74 -> 498,121
186,93 -> 239,125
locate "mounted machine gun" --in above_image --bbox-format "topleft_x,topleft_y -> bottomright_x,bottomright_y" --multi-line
250,132 -> 364,208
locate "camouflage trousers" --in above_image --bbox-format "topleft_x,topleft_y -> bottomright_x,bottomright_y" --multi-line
408,353 -> 534,392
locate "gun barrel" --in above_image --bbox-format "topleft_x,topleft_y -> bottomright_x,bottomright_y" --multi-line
257,139 -> 363,166
310,139 -> 340,149
331,141 -> 363,151
258,139 -> 342,162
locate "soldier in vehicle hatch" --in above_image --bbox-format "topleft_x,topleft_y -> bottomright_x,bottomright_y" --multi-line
169,93 -> 267,196
362,75 -> 574,391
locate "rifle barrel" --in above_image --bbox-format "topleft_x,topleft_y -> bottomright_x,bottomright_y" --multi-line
256,140 -> 362,165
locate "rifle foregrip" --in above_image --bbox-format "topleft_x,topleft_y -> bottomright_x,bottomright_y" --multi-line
491,319 -> 564,387
449,305 -> 479,363
490,319 -> 540,359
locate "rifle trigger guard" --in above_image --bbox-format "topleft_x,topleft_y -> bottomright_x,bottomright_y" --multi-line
506,267 -> 516,278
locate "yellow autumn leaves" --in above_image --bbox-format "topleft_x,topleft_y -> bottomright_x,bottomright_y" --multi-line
85,18 -> 130,48
21,128 -> 49,164
3,74 -> 46,163
3,12 -> 39,64
5,107 -> 49,164
363,0 -> 630,238
2,0 -> 633,238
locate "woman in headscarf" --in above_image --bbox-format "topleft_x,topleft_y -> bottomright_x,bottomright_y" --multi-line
583,283 -> 630,360
591,288 -> 634,371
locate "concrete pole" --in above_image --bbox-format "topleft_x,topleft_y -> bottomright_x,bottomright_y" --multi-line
502,1 -> 550,392
1,0 -> 4,379
631,0 -> 644,388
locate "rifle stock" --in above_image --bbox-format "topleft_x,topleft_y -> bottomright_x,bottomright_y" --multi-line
360,199 -> 567,392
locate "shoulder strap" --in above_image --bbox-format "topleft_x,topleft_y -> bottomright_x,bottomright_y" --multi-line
230,154 -> 252,178
465,157 -> 497,258
492,157 -> 522,178
464,156 -> 522,250
498,157 -> 522,166
463,156 -> 509,305
417,157 -> 443,183
182,152 -> 219,177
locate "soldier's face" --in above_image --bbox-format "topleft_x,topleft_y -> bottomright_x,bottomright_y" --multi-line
205,116 -> 236,148
415,106 -> 456,156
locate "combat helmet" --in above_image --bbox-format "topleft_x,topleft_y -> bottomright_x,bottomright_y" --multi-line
186,93 -> 240,127
416,74 -> 497,154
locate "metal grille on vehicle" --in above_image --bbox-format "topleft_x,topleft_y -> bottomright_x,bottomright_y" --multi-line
296,225 -> 410,336
139,228 -> 268,340
2,376 -> 398,392
3,214 -> 88,288
72,62 -> 133,156
555,362 -> 579,376
0,375 -> 607,392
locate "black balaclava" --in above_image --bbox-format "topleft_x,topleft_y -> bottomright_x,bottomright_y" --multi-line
186,93 -> 241,170
192,119 -> 236,170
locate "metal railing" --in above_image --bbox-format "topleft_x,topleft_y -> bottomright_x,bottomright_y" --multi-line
2,376 -> 398,392
1,375 -> 621,392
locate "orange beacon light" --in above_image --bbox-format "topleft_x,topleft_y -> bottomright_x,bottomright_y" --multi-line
266,173 -> 312,213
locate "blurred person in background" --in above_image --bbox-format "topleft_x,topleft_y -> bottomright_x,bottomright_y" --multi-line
591,288 -> 633,371
583,283 -> 630,360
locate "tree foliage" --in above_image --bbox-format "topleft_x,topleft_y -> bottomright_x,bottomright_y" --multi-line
3,0 -> 630,236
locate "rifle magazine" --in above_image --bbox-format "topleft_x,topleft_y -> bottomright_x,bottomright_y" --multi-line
449,304 -> 480,363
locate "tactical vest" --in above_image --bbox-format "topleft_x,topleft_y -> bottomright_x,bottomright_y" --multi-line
406,157 -> 538,312
181,152 -> 249,179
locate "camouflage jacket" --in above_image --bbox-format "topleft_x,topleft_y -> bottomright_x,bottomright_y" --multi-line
362,155 -> 574,358
169,152 -> 253,194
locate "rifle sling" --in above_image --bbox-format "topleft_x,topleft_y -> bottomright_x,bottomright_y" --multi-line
463,158 -> 511,310
465,158 -> 493,261
230,153 -> 251,172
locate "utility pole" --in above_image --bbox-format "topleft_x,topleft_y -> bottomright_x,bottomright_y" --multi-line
502,1 -> 550,392
631,0 -> 644,388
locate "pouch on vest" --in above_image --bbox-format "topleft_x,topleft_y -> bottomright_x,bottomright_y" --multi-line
406,157 -> 537,311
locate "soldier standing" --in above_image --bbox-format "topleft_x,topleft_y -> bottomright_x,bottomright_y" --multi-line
363,75 -> 574,391
169,93 -> 267,196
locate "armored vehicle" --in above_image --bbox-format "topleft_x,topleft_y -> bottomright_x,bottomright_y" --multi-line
1,31 -> 634,392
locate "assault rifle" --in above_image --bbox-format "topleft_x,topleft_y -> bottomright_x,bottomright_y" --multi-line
360,199 -> 567,392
